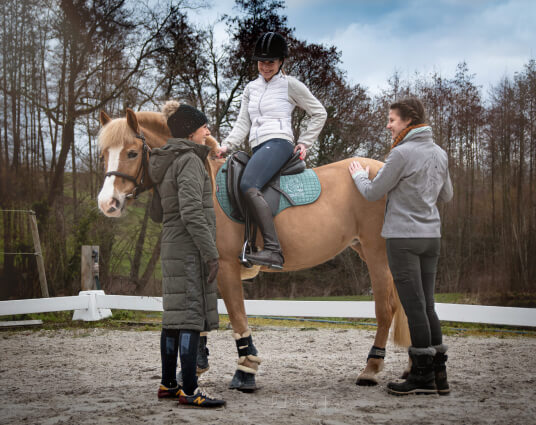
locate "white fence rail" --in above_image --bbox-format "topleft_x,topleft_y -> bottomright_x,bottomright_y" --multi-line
0,290 -> 535,327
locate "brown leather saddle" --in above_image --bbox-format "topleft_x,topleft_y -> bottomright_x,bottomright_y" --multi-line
223,151 -> 305,267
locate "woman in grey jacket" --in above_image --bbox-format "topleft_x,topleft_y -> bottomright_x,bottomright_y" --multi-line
349,98 -> 453,396
218,32 -> 327,269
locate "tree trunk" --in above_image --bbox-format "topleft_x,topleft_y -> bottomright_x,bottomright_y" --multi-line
139,232 -> 162,294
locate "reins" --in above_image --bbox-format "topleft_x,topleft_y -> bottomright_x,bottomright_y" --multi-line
104,130 -> 152,200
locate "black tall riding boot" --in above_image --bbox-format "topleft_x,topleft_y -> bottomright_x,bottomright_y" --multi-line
244,188 -> 284,269
433,344 -> 450,395
387,346 -> 437,396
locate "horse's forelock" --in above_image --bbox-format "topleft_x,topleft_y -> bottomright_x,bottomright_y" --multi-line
97,118 -> 137,150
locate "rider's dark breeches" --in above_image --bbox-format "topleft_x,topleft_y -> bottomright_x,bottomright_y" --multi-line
239,138 -> 294,194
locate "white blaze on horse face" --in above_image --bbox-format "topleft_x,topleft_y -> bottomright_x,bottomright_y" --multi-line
98,146 -> 125,217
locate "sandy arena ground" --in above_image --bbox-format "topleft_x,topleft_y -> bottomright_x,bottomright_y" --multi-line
1,327 -> 535,424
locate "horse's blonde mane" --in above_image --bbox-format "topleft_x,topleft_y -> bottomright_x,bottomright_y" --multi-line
98,111 -> 169,150
98,118 -> 136,150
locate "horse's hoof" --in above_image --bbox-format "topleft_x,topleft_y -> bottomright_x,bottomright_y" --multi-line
229,369 -> 257,392
356,377 -> 378,386
356,372 -> 379,386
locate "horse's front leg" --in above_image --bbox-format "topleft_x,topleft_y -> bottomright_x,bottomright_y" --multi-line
352,238 -> 398,386
217,259 -> 261,392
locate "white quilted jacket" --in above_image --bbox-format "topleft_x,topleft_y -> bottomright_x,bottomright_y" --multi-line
223,72 -> 327,150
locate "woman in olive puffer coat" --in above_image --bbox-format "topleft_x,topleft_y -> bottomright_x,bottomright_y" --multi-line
148,100 -> 225,407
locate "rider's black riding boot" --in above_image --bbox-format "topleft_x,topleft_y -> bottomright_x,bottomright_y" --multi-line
243,188 -> 284,269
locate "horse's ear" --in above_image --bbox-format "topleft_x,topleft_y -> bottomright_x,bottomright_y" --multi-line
100,111 -> 112,126
126,108 -> 139,133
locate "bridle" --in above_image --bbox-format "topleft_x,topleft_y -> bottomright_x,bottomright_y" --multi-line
104,130 -> 152,200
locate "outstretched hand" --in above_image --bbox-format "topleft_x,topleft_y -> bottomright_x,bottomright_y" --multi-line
217,145 -> 228,158
348,160 -> 370,179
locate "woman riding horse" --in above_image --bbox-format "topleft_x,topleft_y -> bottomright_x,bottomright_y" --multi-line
218,32 -> 327,269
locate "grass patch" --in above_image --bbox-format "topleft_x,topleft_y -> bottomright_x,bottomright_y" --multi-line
0,310 -> 162,332
218,315 -> 536,338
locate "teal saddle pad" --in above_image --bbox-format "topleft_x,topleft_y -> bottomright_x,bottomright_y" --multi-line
215,160 -> 321,223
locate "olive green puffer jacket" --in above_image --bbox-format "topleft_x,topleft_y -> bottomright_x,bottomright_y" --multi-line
148,138 -> 219,331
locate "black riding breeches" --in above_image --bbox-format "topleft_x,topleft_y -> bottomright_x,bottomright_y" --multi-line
239,138 -> 294,194
386,238 -> 443,348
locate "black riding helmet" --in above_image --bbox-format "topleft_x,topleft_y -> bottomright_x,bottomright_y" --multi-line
252,32 -> 288,61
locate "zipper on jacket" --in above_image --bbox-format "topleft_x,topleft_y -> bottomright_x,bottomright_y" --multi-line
256,80 -> 270,144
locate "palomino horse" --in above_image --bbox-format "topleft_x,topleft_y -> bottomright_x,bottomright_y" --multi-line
97,108 -> 410,391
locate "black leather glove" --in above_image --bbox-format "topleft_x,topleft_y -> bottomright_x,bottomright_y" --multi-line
207,258 -> 219,283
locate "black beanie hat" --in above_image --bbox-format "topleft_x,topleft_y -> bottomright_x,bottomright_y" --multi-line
167,104 -> 208,139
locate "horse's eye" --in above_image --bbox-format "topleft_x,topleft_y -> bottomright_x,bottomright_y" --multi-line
127,151 -> 138,159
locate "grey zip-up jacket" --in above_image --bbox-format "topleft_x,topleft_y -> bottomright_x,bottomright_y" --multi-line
223,72 -> 327,150
353,126 -> 453,238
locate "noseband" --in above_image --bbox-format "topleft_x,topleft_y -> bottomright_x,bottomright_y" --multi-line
104,130 -> 152,200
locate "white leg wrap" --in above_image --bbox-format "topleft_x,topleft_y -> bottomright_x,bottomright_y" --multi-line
237,364 -> 258,374
237,354 -> 262,365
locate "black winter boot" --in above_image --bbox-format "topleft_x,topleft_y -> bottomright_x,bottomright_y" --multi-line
387,347 -> 437,396
243,188 -> 284,269
433,344 -> 450,395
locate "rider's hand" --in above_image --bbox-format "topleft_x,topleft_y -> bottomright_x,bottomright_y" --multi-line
218,146 -> 228,158
207,258 -> 219,283
349,160 -> 369,180
294,143 -> 306,160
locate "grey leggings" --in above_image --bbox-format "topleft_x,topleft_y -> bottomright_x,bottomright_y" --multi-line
386,238 -> 443,348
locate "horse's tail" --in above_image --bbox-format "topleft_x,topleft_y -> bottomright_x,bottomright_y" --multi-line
391,283 -> 411,347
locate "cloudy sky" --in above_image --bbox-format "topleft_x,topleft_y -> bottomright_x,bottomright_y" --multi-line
191,0 -> 535,96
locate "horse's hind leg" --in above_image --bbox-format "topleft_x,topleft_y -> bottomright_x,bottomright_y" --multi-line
352,237 -> 396,386
217,259 -> 261,392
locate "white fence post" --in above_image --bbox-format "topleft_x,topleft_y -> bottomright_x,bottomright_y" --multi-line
72,290 -> 112,321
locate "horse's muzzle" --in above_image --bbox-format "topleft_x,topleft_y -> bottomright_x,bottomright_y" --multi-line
99,197 -> 123,217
